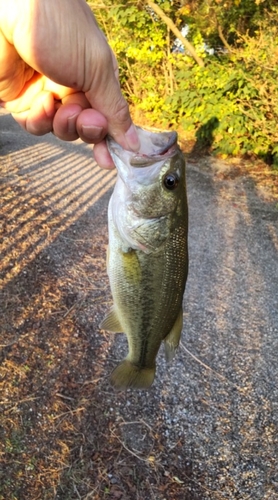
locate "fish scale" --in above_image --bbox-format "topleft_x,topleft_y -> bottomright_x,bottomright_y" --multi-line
100,127 -> 188,389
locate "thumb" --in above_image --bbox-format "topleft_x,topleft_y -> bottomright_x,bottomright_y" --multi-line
84,41 -> 140,152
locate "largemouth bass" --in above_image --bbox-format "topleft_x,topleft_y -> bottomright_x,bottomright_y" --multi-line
100,127 -> 188,389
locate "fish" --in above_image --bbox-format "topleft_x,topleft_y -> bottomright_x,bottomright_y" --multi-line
100,126 -> 188,390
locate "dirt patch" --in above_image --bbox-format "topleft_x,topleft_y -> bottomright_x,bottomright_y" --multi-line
0,123 -> 198,500
1,112 -> 278,499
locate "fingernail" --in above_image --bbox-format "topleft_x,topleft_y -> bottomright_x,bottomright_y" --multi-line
81,125 -> 104,141
124,123 -> 140,151
67,113 -> 79,135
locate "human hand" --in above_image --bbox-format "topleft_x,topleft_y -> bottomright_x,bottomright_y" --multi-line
0,0 -> 139,168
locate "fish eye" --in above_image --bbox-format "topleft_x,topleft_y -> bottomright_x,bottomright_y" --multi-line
163,172 -> 179,190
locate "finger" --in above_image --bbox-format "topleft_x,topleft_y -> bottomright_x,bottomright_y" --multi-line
2,73 -> 44,113
61,92 -> 90,108
3,73 -> 78,114
53,92 -> 106,142
12,90 -> 55,135
53,103 -> 83,141
0,27 -> 34,101
53,106 -> 109,143
93,141 -> 115,170
85,60 -> 140,152
76,109 -> 108,144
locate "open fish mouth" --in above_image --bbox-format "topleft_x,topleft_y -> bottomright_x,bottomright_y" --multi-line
107,127 -> 178,168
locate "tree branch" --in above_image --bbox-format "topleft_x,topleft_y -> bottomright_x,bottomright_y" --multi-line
146,0 -> 204,67
217,23 -> 233,53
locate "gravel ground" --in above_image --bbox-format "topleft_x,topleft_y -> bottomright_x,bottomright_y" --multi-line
1,109 -> 278,499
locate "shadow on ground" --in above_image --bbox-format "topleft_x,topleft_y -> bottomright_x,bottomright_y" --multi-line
1,112 -> 278,500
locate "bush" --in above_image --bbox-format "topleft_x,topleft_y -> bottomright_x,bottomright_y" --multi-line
91,1 -> 278,162
166,20 -> 278,162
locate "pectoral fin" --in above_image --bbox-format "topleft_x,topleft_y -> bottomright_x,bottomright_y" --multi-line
100,307 -> 123,333
106,245 -> 110,268
164,307 -> 183,364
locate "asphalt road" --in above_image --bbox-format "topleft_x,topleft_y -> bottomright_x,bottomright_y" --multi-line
1,109 -> 278,499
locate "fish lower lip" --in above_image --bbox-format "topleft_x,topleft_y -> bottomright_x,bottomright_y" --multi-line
130,143 -> 178,167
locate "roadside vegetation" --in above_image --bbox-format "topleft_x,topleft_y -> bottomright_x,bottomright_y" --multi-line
1,2 -> 278,499
89,0 -> 278,166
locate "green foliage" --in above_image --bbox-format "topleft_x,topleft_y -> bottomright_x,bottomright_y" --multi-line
176,0 -> 277,49
166,48 -> 278,159
89,0 -> 171,120
88,0 -> 278,163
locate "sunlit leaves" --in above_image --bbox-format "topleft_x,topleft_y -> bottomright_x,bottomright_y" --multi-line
87,0 -> 278,161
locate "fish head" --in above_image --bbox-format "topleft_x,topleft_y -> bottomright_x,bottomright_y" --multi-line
107,127 -> 186,219
107,127 -> 187,253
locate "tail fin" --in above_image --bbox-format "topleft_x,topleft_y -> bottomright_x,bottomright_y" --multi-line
110,360 -> 155,390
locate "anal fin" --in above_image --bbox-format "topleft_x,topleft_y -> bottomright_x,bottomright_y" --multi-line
99,307 -> 123,333
164,307 -> 183,364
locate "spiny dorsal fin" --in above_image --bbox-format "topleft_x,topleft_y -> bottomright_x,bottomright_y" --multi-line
99,307 -> 123,333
